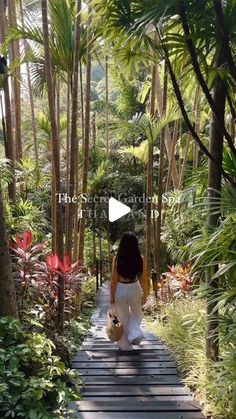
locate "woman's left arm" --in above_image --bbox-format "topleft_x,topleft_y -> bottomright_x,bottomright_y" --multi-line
110,256 -> 118,304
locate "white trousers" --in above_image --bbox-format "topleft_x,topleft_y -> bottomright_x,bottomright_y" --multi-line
114,281 -> 144,350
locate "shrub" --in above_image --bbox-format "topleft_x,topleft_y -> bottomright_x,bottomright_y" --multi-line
0,317 -> 81,418
5,199 -> 49,242
64,277 -> 97,358
146,299 -> 236,419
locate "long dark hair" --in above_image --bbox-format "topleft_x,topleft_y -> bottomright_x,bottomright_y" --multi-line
116,232 -> 143,279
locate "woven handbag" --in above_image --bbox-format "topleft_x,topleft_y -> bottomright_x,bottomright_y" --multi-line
106,305 -> 123,342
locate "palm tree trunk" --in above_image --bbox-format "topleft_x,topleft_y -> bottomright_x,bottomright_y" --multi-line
155,61 -> 168,293
20,0 -> 39,165
0,183 -> 18,317
178,134 -> 191,189
73,77 -> 81,263
65,73 -> 71,248
80,61 -> 85,147
26,62 -> 39,164
8,0 -> 22,162
104,56 -> 111,271
193,86 -> 201,168
206,50 -> 226,362
166,119 -> 179,192
91,113 -> 97,265
56,76 -> 60,129
145,61 -> 156,298
227,94 -> 236,142
78,4 -> 92,264
0,0 -> 16,203
105,55 -> 109,157
51,156 -> 57,253
41,0 -> 64,332
66,0 -> 81,258
213,0 -> 236,84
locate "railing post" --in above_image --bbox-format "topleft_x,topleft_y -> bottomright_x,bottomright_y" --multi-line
100,259 -> 103,287
152,269 -> 158,299
95,259 -> 99,292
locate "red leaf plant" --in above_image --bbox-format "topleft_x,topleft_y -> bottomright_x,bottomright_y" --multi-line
10,231 -> 86,325
15,230 -> 33,251
156,263 -> 194,302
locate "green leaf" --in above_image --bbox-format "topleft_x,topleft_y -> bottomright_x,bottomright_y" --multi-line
212,261 -> 236,279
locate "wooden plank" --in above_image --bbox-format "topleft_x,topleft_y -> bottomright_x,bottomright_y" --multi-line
74,349 -> 174,358
84,342 -> 164,346
83,395 -> 193,402
74,354 -> 174,362
69,412 -> 205,419
82,342 -> 167,347
76,368 -> 178,376
72,361 -> 177,368
80,346 -> 169,351
75,349 -> 172,356
83,385 -> 190,396
84,338 -> 162,344
81,376 -> 182,385
71,400 -> 201,411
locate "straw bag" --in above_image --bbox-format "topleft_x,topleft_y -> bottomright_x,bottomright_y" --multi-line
106,305 -> 123,342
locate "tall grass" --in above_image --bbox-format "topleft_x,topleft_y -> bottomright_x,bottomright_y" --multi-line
146,299 -> 236,419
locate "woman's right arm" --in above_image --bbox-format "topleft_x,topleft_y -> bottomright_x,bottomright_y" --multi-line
140,256 -> 148,302
110,256 -> 118,304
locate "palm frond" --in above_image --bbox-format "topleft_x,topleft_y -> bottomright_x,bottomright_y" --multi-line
120,139 -> 149,164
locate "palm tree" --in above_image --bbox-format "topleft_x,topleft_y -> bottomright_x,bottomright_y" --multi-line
193,86 -> 201,169
177,1 -> 236,158
8,0 -> 22,162
78,2 -> 92,264
0,183 -> 18,317
66,0 -> 81,258
105,55 -> 109,157
6,0 -> 78,93
206,46 -> 227,362
41,0 -> 64,332
19,0 -> 39,165
155,61 -> 168,295
145,61 -> 156,296
0,0 -> 16,203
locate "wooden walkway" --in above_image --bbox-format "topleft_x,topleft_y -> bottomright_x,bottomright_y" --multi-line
70,284 -> 206,419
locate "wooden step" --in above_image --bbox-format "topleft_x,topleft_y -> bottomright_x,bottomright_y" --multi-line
72,361 -> 177,369
74,354 -> 174,362
76,368 -> 178,376
81,375 -> 182,385
70,400 -> 202,411
83,385 -> 190,396
69,412 -> 205,419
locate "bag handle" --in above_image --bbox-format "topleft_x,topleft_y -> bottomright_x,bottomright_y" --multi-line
108,303 -> 116,316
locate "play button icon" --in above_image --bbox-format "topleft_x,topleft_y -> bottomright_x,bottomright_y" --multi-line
108,198 -> 131,222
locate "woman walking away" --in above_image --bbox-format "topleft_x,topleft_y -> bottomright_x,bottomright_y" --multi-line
110,232 -> 146,350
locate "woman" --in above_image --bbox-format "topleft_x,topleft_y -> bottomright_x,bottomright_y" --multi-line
110,232 -> 146,350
